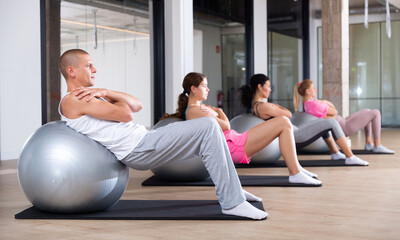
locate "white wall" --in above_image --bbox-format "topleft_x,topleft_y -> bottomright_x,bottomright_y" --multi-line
0,0 -> 42,160
164,0 -> 194,113
253,0 -> 268,75
193,29 -> 203,73
61,37 -> 152,128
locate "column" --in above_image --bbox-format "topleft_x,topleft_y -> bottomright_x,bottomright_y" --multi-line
253,0 -> 268,75
164,0 -> 193,113
321,0 -> 349,117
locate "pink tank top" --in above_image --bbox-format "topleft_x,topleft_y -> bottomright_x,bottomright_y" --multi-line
304,100 -> 329,118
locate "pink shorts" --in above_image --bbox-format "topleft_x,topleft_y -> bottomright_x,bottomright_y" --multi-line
223,129 -> 251,164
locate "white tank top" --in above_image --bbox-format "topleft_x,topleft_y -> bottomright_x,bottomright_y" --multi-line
58,94 -> 148,160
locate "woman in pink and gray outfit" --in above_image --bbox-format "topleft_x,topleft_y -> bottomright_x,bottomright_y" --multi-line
294,79 -> 394,154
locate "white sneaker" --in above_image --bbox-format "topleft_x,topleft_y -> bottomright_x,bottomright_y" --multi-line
331,151 -> 346,160
373,145 -> 395,154
345,155 -> 369,166
365,143 -> 374,151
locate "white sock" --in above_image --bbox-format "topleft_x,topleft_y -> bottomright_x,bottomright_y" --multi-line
373,145 -> 395,154
289,171 -> 322,185
331,151 -> 346,160
222,201 -> 268,220
300,166 -> 318,178
365,143 -> 374,151
242,189 -> 262,202
345,155 -> 369,166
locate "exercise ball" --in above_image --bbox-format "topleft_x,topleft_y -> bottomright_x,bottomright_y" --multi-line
230,114 -> 281,164
151,117 -> 209,182
290,112 -> 330,153
18,121 -> 129,213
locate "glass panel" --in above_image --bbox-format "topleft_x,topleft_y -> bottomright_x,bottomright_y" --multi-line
381,21 -> 400,98
194,1 -> 245,118
320,21 -> 399,127
60,1 -> 151,127
268,31 -> 299,111
349,23 -> 380,99
349,99 -> 380,115
221,34 -> 246,119
381,99 -> 400,126
193,24 -> 223,109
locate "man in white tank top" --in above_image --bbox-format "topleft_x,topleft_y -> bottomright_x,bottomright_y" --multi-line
58,49 -> 267,220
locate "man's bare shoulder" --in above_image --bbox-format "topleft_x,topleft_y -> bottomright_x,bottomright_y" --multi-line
61,93 -> 95,119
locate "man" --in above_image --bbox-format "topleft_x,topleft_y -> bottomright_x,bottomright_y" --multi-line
58,49 -> 267,220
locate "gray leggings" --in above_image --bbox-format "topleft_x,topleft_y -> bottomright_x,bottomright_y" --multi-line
293,118 -> 344,149
121,117 -> 245,210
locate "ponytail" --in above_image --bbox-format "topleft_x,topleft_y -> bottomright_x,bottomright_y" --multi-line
160,72 -> 205,121
293,79 -> 313,112
240,85 -> 253,109
160,93 -> 188,121
240,74 -> 270,109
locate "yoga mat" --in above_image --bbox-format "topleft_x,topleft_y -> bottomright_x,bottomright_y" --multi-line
142,175 -> 321,187
15,200 -> 265,221
297,149 -> 393,155
235,159 -> 366,168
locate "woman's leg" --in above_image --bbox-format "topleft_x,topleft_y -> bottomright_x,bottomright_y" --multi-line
365,109 -> 381,146
366,110 -> 394,153
336,109 -> 393,153
335,109 -> 379,138
323,136 -> 340,154
244,116 -> 321,185
335,135 -> 369,165
122,117 -> 267,219
244,116 -> 300,175
294,118 -> 344,158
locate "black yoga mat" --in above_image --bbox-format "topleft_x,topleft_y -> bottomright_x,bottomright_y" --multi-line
142,175 -> 321,187
15,200 -> 265,221
235,159 -> 366,168
297,149 -> 393,155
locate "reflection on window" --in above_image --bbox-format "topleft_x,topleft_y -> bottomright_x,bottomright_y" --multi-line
268,31 -> 300,112
221,34 -> 246,119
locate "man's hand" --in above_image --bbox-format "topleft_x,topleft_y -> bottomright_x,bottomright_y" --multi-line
73,87 -> 143,113
73,87 -> 108,102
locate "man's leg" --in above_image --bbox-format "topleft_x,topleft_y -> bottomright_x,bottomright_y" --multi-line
122,117 -> 244,210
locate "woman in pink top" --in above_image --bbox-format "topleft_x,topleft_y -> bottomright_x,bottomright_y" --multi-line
294,79 -> 394,153
162,72 -> 322,185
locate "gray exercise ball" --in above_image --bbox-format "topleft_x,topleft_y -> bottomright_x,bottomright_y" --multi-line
230,114 -> 281,164
151,117 -> 210,182
290,112 -> 330,153
18,121 -> 129,213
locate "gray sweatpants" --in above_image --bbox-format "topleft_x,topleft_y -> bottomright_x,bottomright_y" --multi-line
121,117 -> 245,210
293,118 -> 345,149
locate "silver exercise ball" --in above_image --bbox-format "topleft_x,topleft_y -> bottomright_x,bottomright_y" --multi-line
290,112 -> 330,153
230,114 -> 281,164
151,118 -> 209,182
18,121 -> 129,213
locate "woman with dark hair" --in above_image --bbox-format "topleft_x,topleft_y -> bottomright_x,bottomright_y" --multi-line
294,79 -> 394,154
163,72 -> 322,185
239,74 -> 369,166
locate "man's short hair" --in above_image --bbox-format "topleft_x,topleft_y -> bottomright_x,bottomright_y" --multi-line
59,49 -> 89,80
